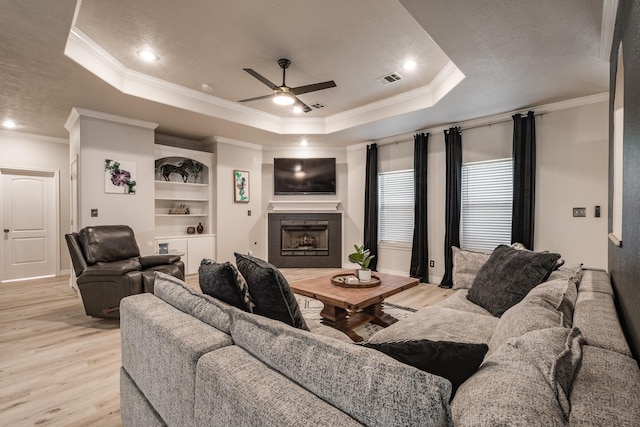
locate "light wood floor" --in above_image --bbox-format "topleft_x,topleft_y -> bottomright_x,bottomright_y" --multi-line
0,270 -> 455,426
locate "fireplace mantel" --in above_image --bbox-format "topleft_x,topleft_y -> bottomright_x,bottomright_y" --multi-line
267,200 -> 342,212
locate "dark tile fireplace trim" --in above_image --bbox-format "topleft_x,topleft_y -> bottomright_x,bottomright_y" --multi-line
268,212 -> 342,268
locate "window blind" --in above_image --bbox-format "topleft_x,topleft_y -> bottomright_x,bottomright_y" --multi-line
461,159 -> 513,252
378,170 -> 414,245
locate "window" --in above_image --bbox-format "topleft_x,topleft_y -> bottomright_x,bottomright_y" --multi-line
461,159 -> 513,252
378,170 -> 414,245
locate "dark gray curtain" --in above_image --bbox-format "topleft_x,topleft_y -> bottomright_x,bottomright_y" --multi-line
363,143 -> 378,271
410,133 -> 429,281
512,111 -> 536,249
440,127 -> 462,288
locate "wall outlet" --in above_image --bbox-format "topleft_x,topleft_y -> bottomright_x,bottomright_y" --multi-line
90,208 -> 98,217
572,207 -> 586,217
429,260 -> 435,268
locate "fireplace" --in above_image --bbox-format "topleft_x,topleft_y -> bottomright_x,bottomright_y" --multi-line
268,213 -> 341,267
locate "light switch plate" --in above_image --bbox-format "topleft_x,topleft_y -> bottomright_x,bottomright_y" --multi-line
573,207 -> 586,217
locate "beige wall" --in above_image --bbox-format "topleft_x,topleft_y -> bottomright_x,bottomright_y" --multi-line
352,100 -> 609,282
70,113 -> 157,254
214,141 -> 263,263
0,131 -> 71,273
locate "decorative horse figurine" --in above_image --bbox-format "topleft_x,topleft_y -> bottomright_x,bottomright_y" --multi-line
160,159 -> 195,182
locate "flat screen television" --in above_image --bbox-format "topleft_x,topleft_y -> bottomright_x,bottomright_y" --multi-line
274,158 -> 336,195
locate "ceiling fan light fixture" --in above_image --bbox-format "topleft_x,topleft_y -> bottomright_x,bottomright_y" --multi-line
273,90 -> 295,106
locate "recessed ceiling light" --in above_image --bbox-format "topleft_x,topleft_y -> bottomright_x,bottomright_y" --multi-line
403,60 -> 417,71
300,138 -> 308,146
201,83 -> 213,93
2,119 -> 17,129
292,106 -> 303,114
137,49 -> 159,62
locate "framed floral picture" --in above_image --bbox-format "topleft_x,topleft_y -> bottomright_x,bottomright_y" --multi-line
105,159 -> 136,194
234,170 -> 249,202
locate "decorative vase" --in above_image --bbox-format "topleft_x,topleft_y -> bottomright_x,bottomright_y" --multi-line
357,269 -> 371,282
196,222 -> 204,234
187,226 -> 195,234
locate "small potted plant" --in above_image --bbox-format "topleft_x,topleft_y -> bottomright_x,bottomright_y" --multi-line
348,244 -> 375,282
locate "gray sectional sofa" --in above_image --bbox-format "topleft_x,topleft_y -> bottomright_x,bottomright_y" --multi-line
120,265 -> 640,426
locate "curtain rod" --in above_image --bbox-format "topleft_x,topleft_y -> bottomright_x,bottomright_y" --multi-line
374,111 -> 544,146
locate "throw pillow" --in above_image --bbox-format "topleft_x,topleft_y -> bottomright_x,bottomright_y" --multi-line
234,253 -> 309,330
466,244 -> 561,317
451,327 -> 585,426
199,259 -> 255,312
451,247 -> 491,290
359,339 -> 488,397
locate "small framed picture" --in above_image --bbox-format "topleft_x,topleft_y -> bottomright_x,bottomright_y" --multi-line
234,170 -> 249,202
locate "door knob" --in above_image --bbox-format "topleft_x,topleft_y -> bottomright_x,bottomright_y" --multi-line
3,229 -> 9,233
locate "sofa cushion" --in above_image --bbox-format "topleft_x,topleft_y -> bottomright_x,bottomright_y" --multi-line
369,306 -> 498,345
358,339 -> 488,397
230,309 -> 453,427
434,289 -> 493,316
154,271 -> 232,333
466,244 -> 561,317
199,259 -> 255,312
488,280 -> 568,354
577,268 -> 613,295
573,290 -> 632,357
451,247 -> 490,290
195,346 -> 364,427
452,327 -> 585,426
547,262 -> 583,285
569,345 -> 640,425
234,253 -> 308,330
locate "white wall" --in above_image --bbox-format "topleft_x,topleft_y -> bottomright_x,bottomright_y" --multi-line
214,140 -> 263,263
0,131 -> 71,272
68,111 -> 157,254
349,99 -> 609,282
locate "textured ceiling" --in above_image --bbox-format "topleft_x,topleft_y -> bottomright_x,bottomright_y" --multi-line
0,0 -> 609,147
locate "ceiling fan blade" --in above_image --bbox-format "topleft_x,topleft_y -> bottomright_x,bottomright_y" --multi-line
237,93 -> 273,103
243,68 -> 279,90
294,97 -> 313,113
290,80 -> 337,96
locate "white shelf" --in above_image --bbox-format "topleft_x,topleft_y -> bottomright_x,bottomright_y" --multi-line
156,197 -> 208,202
155,180 -> 208,188
155,214 -> 208,217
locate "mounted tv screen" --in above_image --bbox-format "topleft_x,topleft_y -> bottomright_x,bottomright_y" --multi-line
274,158 -> 336,195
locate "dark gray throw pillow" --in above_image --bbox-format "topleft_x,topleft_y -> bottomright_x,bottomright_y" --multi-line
199,259 -> 254,312
359,339 -> 488,397
234,253 -> 309,331
467,245 -> 561,317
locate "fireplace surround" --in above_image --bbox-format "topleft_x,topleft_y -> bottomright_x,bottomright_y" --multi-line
268,213 -> 341,268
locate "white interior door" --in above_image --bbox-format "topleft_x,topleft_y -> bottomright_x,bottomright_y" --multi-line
1,169 -> 58,282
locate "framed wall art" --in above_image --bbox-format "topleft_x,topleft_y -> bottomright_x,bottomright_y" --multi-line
105,159 -> 136,194
234,170 -> 249,202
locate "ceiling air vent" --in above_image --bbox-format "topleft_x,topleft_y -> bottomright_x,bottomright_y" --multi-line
376,72 -> 403,86
310,103 -> 326,109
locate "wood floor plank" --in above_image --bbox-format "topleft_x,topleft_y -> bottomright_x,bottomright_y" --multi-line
0,269 -> 454,425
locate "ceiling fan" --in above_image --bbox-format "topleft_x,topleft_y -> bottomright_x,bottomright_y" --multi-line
238,58 -> 336,113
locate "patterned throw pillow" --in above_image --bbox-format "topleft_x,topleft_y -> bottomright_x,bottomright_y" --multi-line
234,253 -> 308,330
466,245 -> 561,317
199,259 -> 255,312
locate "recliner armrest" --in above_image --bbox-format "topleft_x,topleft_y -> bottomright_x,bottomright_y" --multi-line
140,255 -> 181,269
81,258 -> 142,276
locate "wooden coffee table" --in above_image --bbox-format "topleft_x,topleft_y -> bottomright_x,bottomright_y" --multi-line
289,270 -> 419,342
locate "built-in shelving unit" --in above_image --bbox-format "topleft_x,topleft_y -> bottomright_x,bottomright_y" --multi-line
154,143 -> 216,274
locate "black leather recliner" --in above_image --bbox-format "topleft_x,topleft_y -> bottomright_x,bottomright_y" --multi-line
65,225 -> 185,318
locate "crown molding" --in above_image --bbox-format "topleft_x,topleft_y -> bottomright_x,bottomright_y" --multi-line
215,136 -> 263,151
64,25 -> 464,137
65,107 -> 158,131
0,129 -> 68,145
